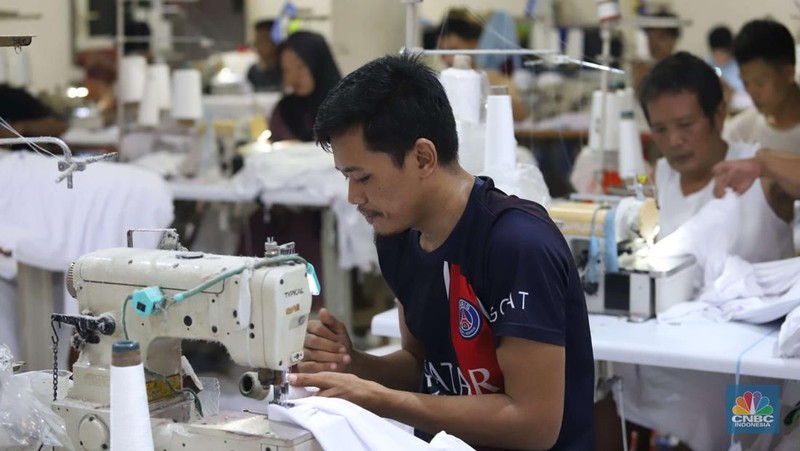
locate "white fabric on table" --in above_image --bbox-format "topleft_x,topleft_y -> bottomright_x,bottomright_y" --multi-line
268,396 -> 474,451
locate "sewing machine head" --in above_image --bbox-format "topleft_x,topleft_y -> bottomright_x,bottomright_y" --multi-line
50,234 -> 321,451
59,239 -> 313,410
549,195 -> 696,319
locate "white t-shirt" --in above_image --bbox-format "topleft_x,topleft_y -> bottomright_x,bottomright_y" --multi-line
655,141 -> 794,262
723,107 -> 800,153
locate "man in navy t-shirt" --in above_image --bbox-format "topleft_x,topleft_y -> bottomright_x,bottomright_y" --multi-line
290,52 -> 595,450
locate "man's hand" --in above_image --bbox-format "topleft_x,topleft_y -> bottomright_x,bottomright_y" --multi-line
287,372 -> 388,412
712,156 -> 762,198
299,308 -> 353,373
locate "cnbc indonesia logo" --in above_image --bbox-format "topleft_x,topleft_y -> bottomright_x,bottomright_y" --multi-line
728,386 -> 780,434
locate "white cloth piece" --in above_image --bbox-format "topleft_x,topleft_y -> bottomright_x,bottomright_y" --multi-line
656,256 -> 800,325
779,304 -> 800,357
654,142 -> 793,264
268,396 -> 474,451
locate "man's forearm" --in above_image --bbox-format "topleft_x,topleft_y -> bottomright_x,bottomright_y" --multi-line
348,348 -> 421,392
377,389 -> 558,450
758,149 -> 800,199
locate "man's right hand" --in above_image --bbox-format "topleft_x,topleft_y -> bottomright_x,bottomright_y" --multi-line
712,155 -> 763,198
298,308 -> 354,373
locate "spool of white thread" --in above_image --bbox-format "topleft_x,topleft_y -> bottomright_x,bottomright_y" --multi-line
589,90 -> 620,152
119,56 -> 147,104
440,55 -> 482,125
137,75 -> 160,127
566,28 -> 585,60
618,110 -> 646,179
171,69 -> 203,121
110,340 -> 154,451
149,64 -> 171,110
484,86 -> 516,175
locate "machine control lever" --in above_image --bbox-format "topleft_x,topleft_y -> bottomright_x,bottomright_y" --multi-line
51,313 -> 116,346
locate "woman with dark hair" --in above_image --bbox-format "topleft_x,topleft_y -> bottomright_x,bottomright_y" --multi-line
270,31 -> 341,142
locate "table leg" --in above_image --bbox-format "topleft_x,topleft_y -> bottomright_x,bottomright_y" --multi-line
320,209 -> 353,332
17,263 -> 63,371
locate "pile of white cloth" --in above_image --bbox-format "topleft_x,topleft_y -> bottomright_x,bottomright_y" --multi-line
648,192 -> 800,356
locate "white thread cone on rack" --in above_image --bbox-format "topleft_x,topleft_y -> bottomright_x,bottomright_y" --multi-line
484,86 -> 516,175
119,56 -> 147,104
171,69 -> 203,121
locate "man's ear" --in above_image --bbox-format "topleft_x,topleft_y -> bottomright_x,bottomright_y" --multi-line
412,138 -> 438,177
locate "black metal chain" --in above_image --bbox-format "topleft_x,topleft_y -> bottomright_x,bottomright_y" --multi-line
50,319 -> 61,402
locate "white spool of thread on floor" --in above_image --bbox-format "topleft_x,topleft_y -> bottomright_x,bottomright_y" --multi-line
110,340 -> 154,451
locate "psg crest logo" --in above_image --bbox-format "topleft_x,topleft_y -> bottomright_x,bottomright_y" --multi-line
458,298 -> 481,339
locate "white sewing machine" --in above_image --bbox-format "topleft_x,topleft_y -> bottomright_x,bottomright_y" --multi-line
50,234 -> 321,450
548,195 -> 697,319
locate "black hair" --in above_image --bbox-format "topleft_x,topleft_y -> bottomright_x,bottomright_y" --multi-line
439,10 -> 483,42
254,19 -> 275,33
644,10 -> 681,39
123,21 -> 151,55
639,51 -> 723,125
733,19 -> 796,67
314,52 -> 458,168
708,26 -> 733,50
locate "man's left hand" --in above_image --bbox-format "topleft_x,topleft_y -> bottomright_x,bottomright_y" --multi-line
287,372 -> 388,411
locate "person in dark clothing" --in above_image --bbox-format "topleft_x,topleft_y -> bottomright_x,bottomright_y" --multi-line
247,19 -> 282,92
269,31 -> 341,142
0,84 -> 67,140
290,52 -> 595,451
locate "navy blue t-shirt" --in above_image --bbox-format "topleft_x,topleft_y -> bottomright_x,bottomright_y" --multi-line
376,177 -> 595,451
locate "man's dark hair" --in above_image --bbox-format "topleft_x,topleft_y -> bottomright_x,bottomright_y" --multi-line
254,19 -> 275,33
639,51 -> 723,125
708,26 -> 733,51
314,52 -> 458,168
644,10 -> 681,39
439,10 -> 483,42
733,19 -> 796,67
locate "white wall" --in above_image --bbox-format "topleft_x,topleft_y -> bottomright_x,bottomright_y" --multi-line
418,0 -> 799,58
664,0 -> 799,58
245,0 -> 405,76
2,0 -> 74,93
10,1 -> 800,96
